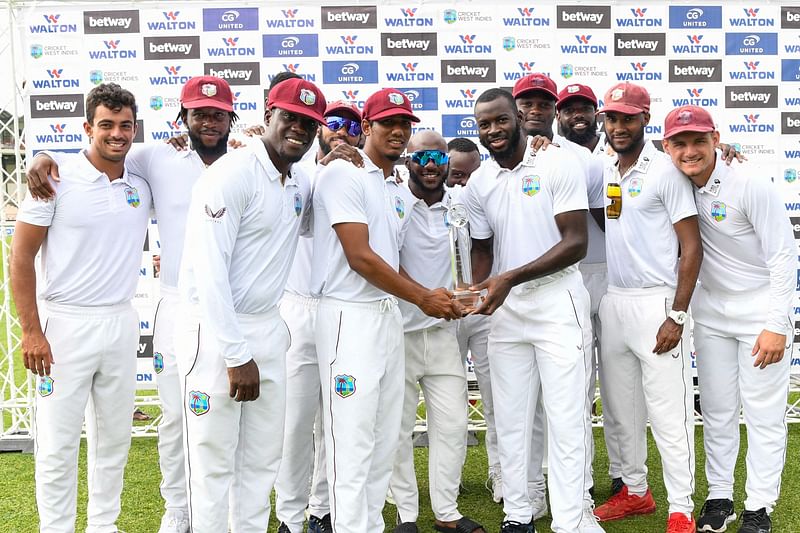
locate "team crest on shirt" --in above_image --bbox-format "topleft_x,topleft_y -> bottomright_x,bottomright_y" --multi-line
522,175 -> 540,197
627,178 -> 642,198
124,187 -> 141,208
38,376 -> 54,397
395,196 -> 405,219
711,201 -> 727,222
188,390 -> 210,416
153,352 -> 164,374
334,374 -> 356,398
205,204 -> 227,223
294,192 -> 303,217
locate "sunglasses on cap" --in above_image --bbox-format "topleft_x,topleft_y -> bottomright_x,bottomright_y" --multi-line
409,150 -> 449,166
325,116 -> 362,137
606,182 -> 622,220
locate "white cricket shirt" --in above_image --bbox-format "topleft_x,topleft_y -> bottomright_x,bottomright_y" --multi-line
397,184 -> 454,333
694,155 -> 796,333
284,158 -> 318,298
17,151 -> 151,306
462,138 -> 588,275
311,152 -> 404,302
179,140 -> 311,367
603,142 -> 697,289
554,133 -> 606,264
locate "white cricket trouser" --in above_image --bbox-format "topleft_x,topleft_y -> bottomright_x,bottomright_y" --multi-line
693,286 -> 791,514
315,297 -> 404,533
456,314 -> 496,474
489,270 -> 591,531
177,306 -> 289,533
599,286 -> 695,514
152,286 -> 187,514
390,325 -> 468,522
34,301 -> 138,533
276,293 -> 329,532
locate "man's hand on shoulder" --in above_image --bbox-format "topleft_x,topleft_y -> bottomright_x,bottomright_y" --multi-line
26,154 -> 59,200
318,144 -> 364,168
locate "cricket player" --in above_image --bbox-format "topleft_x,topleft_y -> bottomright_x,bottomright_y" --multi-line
11,83 -> 150,533
662,106 -> 794,533
389,131 -> 485,533
176,78 -> 326,533
276,100 -> 364,533
512,73 -> 603,522
462,88 -> 599,533
592,83 -> 702,533
311,88 -> 462,533
24,76 -> 240,533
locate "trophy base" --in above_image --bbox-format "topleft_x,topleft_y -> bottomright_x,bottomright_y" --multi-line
452,289 -> 481,310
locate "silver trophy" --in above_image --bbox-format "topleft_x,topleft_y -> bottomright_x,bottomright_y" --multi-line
446,204 -> 480,309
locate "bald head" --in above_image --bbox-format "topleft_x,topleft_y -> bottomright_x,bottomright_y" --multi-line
407,130 -> 447,153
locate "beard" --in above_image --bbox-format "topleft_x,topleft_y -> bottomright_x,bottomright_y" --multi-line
607,125 -> 646,155
563,119 -> 598,146
481,121 -> 522,164
408,167 -> 444,193
188,129 -> 229,162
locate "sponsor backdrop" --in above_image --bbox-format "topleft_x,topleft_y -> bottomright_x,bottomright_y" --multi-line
20,2 -> 800,386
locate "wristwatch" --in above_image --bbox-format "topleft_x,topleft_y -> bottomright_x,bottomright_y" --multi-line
668,309 -> 688,326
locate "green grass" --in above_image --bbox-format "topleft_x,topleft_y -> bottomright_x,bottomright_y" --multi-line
0,426 -> 798,532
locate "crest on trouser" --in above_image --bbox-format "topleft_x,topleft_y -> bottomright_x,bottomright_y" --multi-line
334,374 -> 356,398
153,352 -> 164,374
38,376 -> 54,397
189,390 -> 210,415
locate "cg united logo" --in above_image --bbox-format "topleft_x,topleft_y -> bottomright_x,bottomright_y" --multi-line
628,178 -> 643,197
334,374 -> 356,398
125,187 -> 141,208
153,352 -> 164,374
38,376 -> 54,397
711,201 -> 727,221
189,390 -> 210,415
395,196 -> 405,218
522,175 -> 540,196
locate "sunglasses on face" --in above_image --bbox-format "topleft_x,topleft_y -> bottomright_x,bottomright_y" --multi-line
409,150 -> 449,166
606,182 -> 622,219
325,116 -> 362,137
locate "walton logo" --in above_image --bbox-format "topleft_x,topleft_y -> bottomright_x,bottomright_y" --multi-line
146,11 -> 196,31
729,60 -> 775,80
32,68 -> 79,90
50,123 -> 65,133
29,13 -> 78,33
444,34 -> 492,54
730,7 -> 774,27
671,87 -> 718,107
673,34 -> 719,54
617,7 -> 662,27
35,123 -> 82,144
616,62 -> 662,82
443,88 -> 478,109
148,65 -> 191,86
387,61 -> 436,83
264,8 -> 313,28
88,39 -> 136,60
384,7 -> 434,27
560,34 -> 607,54
502,7 -> 550,27
283,9 -> 297,18
207,36 -> 256,57
728,113 -> 775,134
232,91 -> 257,112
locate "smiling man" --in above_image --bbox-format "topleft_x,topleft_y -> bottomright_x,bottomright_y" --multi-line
177,78 -> 326,533
662,106 -> 794,533
11,83 -> 150,533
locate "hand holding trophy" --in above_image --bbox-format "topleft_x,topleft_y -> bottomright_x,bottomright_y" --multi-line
446,203 -> 481,312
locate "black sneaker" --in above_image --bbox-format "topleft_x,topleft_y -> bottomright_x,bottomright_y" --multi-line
610,477 -> 624,495
739,508 -> 771,533
277,523 -> 291,533
696,499 -> 735,532
308,514 -> 332,533
501,520 -> 534,533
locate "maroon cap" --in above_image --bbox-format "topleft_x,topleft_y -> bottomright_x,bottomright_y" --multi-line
597,82 -> 650,115
664,105 -> 716,139
180,76 -> 233,112
324,100 -> 361,121
267,78 -> 327,124
556,83 -> 598,111
362,88 -> 420,122
512,73 -> 558,99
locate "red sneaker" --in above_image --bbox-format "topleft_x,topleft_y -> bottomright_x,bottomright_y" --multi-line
593,485 -> 657,521
666,512 -> 696,533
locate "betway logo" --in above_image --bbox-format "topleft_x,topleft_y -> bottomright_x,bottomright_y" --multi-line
88,16 -> 132,29
149,41 -> 193,55
562,11 -> 604,24
617,37 -> 659,51
674,64 -> 715,79
208,67 -> 252,81
730,91 -> 771,104
327,11 -> 370,24
386,37 -> 430,51
35,99 -> 76,113
446,65 -> 489,77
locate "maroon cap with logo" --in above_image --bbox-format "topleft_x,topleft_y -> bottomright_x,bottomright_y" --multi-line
324,100 -> 362,121
556,83 -> 598,111
512,73 -> 558,99
362,88 -> 420,122
664,105 -> 716,139
267,78 -> 327,124
597,82 -> 650,115
180,76 -> 234,112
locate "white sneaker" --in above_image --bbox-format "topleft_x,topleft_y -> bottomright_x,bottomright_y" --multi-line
579,505 -> 605,533
158,510 -> 189,533
485,468 -> 503,503
531,494 -> 548,521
